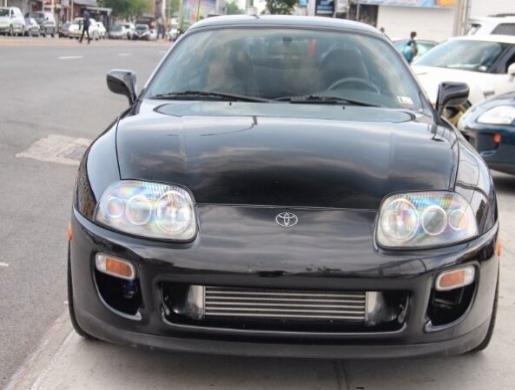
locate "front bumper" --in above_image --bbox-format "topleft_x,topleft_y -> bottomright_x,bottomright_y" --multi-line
460,122 -> 515,175
70,207 -> 499,358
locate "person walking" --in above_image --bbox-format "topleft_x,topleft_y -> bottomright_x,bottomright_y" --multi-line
79,9 -> 91,44
402,31 -> 418,64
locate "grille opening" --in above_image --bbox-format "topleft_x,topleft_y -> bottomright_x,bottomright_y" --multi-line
95,270 -> 142,316
161,283 -> 408,333
427,283 -> 475,327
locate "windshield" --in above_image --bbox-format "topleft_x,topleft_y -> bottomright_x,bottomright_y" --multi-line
30,12 -> 44,19
415,39 -> 511,72
0,9 -> 9,17
136,25 -> 148,31
112,25 -> 123,31
147,28 -> 423,110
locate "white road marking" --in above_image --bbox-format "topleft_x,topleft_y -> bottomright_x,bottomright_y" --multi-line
118,52 -> 131,56
16,134 -> 92,166
0,262 -> 8,267
58,56 -> 83,60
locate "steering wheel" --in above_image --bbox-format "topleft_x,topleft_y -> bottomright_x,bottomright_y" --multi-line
328,77 -> 380,93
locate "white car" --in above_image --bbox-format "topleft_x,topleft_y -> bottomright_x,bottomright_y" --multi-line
68,17 -> 100,40
96,21 -> 106,39
412,35 -> 515,116
467,16 -> 515,36
0,6 -> 25,36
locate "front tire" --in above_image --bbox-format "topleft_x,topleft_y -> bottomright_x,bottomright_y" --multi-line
67,248 -> 96,339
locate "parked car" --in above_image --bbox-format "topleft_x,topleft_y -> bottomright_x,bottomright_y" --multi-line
0,7 -> 25,36
467,16 -> 515,36
109,24 -> 128,40
68,16 -> 499,359
393,39 -> 438,62
122,22 -> 135,40
29,11 -> 56,37
412,35 -> 515,124
166,22 -> 179,41
96,21 -> 106,39
59,21 -> 71,38
68,17 -> 100,40
458,91 -> 515,175
133,23 -> 152,40
24,17 -> 40,37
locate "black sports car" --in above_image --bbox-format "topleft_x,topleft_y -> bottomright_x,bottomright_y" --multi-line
68,16 -> 500,359
459,91 -> 515,175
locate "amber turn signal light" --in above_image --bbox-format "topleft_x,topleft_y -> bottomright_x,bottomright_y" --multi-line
435,266 -> 475,291
67,223 -> 73,242
493,133 -> 501,144
95,253 -> 136,280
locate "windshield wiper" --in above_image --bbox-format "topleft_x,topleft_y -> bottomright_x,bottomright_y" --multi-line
275,94 -> 381,107
151,90 -> 270,103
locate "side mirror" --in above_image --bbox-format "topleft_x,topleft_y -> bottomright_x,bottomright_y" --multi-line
435,82 -> 469,118
508,63 -> 515,80
107,70 -> 137,105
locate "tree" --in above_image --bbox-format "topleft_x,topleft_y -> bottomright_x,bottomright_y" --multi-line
225,0 -> 244,15
99,0 -> 152,19
265,0 -> 297,15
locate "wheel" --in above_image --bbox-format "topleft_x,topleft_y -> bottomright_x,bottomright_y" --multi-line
9,25 -> 13,36
51,31 -> 55,38
469,272 -> 499,353
67,248 -> 96,339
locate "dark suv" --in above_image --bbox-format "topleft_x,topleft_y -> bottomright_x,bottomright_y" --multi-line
29,11 -> 56,37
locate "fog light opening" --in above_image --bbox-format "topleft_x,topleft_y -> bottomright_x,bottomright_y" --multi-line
95,253 -> 136,281
435,266 -> 475,291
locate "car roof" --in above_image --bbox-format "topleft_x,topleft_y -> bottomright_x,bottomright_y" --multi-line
450,34 -> 515,44
470,16 -> 515,23
189,15 -> 381,36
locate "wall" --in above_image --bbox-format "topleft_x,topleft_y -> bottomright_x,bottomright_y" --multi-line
377,6 -> 455,41
470,0 -> 514,18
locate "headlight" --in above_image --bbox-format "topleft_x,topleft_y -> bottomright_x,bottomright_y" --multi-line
95,180 -> 196,241
376,192 -> 477,249
477,105 -> 515,125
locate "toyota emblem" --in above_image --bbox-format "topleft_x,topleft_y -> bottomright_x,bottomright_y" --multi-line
275,212 -> 298,228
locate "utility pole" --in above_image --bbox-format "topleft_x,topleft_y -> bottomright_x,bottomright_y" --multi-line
356,0 -> 360,22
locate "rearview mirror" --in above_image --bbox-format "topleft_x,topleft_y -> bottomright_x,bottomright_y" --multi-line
106,70 -> 137,105
435,82 -> 469,118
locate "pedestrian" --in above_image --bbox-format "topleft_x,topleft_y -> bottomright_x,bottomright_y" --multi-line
402,31 -> 418,64
79,9 -> 91,44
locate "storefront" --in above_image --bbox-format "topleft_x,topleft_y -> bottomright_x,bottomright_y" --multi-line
353,1 -> 456,41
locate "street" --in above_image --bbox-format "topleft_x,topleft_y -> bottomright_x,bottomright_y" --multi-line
1,37 -> 515,390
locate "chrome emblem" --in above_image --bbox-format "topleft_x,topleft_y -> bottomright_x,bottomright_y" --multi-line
275,212 -> 298,228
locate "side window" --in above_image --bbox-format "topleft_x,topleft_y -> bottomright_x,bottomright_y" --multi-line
492,24 -> 515,36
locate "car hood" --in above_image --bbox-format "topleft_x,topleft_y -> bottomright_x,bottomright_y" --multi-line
115,101 -> 456,209
412,65 -> 488,104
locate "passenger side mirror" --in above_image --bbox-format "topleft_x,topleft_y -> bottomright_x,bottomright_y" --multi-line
106,70 -> 137,105
435,82 -> 469,118
508,63 -> 515,80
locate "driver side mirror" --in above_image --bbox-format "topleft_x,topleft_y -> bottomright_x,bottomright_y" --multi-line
508,63 -> 515,80
107,70 -> 137,105
435,82 -> 469,118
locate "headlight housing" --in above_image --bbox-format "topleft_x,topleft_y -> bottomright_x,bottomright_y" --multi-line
376,192 -> 477,249
95,180 -> 196,241
477,105 -> 515,125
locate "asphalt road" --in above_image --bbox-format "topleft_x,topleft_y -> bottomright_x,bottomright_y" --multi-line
1,36 -> 515,390
0,36 -> 168,388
